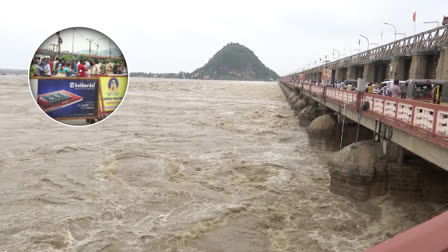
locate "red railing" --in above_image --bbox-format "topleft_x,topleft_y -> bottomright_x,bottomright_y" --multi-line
279,79 -> 448,148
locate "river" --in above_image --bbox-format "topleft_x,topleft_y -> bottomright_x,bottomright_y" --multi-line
0,76 -> 436,251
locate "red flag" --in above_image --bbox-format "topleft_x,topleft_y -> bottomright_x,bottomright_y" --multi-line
325,54 -> 327,59
413,11 -> 416,22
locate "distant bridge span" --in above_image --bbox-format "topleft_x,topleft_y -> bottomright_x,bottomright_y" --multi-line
289,25 -> 448,84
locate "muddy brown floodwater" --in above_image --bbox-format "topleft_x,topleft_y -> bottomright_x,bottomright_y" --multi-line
0,75 -> 438,251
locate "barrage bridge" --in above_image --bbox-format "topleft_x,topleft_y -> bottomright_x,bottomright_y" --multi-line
280,24 -> 448,171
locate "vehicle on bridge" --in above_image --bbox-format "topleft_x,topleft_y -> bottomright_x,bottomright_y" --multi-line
342,79 -> 357,90
405,79 -> 448,105
381,79 -> 406,89
378,79 -> 406,94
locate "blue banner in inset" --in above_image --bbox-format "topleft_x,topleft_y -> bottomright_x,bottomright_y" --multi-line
36,78 -> 98,118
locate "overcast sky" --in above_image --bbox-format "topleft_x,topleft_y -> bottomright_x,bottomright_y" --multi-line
1,0 -> 447,75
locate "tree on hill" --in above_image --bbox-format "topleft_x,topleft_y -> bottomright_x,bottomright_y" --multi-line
191,42 -> 279,81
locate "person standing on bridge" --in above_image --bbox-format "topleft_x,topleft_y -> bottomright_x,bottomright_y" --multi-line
365,83 -> 374,93
390,79 -> 402,98
379,83 -> 389,96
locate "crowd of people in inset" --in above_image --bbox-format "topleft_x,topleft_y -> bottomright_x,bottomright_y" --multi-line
30,56 -> 127,78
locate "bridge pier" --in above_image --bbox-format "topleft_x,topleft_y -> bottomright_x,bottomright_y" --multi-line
328,134 -> 448,202
290,92 -> 300,107
389,57 -> 405,80
347,66 -> 357,80
409,54 -> 428,79
292,96 -> 309,114
303,103 -> 374,149
363,63 -> 375,83
436,47 -> 448,80
328,140 -> 388,201
387,148 -> 448,203
306,114 -> 339,150
286,89 -> 296,104
297,103 -> 326,127
334,68 -> 346,82
336,116 -> 373,148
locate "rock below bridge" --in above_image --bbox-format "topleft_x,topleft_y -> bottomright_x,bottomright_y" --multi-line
293,99 -> 308,112
298,105 -> 324,127
306,114 -> 337,149
328,140 -> 387,201
290,95 -> 300,106
287,92 -> 296,103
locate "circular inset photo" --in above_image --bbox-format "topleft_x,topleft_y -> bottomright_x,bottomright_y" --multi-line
29,27 -> 128,126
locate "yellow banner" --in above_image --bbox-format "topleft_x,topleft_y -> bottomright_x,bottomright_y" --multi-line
321,68 -> 331,82
99,76 -> 128,112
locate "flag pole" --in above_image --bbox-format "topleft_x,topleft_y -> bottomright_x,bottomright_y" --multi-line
413,11 -> 417,35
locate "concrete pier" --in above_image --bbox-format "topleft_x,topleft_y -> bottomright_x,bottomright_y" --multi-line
306,114 -> 338,150
328,140 -> 387,201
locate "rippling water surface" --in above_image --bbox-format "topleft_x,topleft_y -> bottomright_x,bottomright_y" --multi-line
0,76 -> 435,251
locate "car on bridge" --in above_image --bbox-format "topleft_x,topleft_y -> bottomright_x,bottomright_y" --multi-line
341,79 -> 358,90
377,79 -> 406,95
381,79 -> 406,89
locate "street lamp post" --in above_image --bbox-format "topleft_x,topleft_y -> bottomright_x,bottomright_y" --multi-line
332,49 -> 340,59
384,22 -> 397,41
360,35 -> 370,50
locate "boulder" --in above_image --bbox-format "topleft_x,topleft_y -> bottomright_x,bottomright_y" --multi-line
318,103 -> 328,113
287,92 -> 296,103
328,140 -> 387,201
293,99 -> 308,112
298,105 -> 321,127
302,96 -> 309,103
306,114 -> 336,137
306,114 -> 338,150
290,95 -> 300,105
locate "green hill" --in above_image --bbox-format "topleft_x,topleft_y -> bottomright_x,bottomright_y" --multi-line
191,43 -> 279,81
